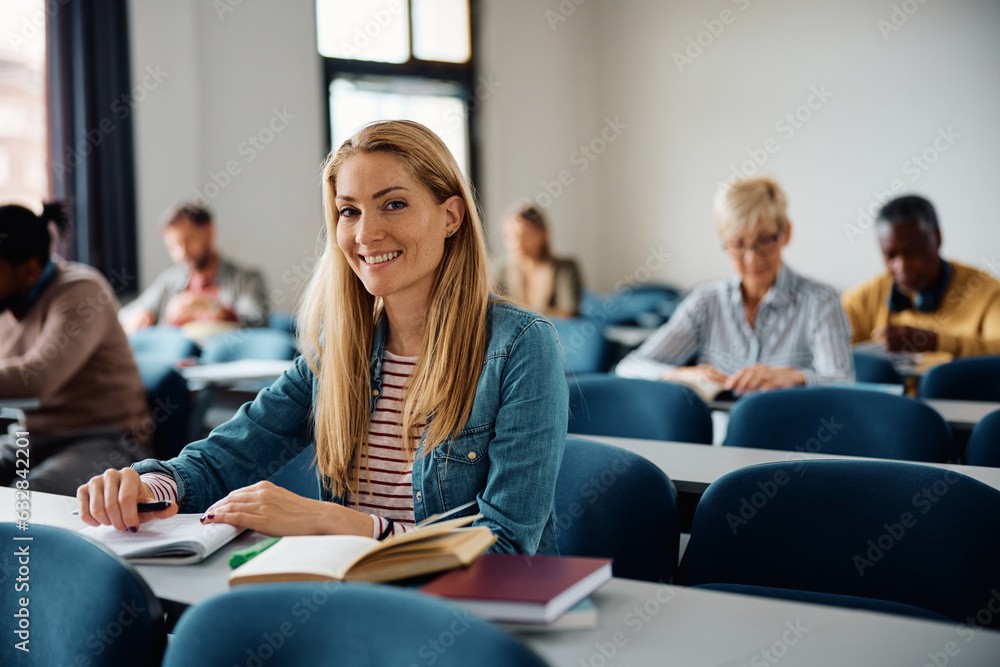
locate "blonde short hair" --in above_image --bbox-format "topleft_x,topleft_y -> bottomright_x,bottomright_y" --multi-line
714,177 -> 789,239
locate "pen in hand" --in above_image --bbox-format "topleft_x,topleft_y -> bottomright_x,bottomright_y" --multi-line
72,501 -> 172,516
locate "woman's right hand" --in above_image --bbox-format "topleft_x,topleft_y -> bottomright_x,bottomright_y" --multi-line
76,468 -> 178,532
663,364 -> 729,386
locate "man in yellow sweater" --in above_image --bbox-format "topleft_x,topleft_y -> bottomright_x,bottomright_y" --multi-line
842,195 -> 1000,358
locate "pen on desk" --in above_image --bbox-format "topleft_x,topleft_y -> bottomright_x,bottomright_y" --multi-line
72,501 -> 172,516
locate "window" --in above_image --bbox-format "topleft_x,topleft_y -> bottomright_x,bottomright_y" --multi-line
0,0 -> 49,207
317,0 -> 476,178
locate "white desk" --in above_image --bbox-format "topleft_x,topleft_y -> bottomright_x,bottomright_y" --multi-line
571,434 -> 1000,495
4,489 -> 999,666
179,359 -> 294,388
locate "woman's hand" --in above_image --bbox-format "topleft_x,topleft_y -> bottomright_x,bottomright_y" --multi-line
663,364 -> 729,385
200,481 -> 373,537
77,468 -> 178,531
725,364 -> 806,392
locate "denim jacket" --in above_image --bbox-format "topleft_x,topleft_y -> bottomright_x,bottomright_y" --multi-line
133,300 -> 568,555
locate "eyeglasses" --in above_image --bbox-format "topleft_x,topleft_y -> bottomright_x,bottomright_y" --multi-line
721,232 -> 781,256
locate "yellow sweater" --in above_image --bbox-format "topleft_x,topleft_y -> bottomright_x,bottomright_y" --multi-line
841,260 -> 1000,357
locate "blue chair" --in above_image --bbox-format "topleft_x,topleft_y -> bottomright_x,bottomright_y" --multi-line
268,311 -> 297,336
581,285 -> 681,327
128,325 -> 199,363
852,349 -> 904,385
549,317 -> 615,374
686,460 -> 1000,626
134,356 -> 191,459
553,437 -> 678,582
919,355 -> 1000,401
200,328 -> 298,363
0,524 -> 165,666
967,409 -> 1000,467
267,444 -> 321,499
724,387 -> 953,462
162,583 -> 547,667
568,374 -> 712,444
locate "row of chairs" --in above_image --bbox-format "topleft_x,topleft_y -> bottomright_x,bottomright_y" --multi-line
9,437 -> 999,666
568,374 -> 1000,466
129,326 -> 299,459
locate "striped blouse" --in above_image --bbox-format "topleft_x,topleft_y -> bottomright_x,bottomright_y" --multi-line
615,264 -> 854,385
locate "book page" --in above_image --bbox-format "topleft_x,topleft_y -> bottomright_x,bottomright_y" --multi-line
230,535 -> 378,582
80,514 -> 241,560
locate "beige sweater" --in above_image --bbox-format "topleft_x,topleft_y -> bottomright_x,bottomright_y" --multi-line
0,259 -> 151,443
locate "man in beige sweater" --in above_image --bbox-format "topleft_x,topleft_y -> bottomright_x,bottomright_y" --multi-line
0,203 -> 152,496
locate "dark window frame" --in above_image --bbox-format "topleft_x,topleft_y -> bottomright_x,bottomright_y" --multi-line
319,0 -> 481,191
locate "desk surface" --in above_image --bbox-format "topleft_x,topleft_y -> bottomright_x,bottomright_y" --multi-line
570,434 -> 1000,495
5,488 -> 999,666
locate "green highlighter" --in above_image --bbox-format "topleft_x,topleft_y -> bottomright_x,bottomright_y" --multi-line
228,537 -> 281,569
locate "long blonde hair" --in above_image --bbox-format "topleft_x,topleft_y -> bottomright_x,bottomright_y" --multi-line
299,120 -> 490,496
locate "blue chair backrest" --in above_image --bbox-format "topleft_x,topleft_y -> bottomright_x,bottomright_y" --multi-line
549,317 -> 615,374
268,311 -> 297,336
554,437 -> 678,582
200,328 -> 298,364
725,386 -> 953,462
128,325 -> 199,363
687,459 -> 1000,627
581,285 -> 681,326
0,524 -> 165,666
852,350 -> 904,385
967,409 -> 1000,467
162,583 -> 547,667
919,355 -> 1000,401
568,374 -> 712,443
134,356 -> 191,459
267,444 -> 321,499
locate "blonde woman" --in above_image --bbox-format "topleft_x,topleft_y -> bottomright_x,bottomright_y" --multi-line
616,177 -> 853,392
77,121 -> 568,555
497,202 -> 582,317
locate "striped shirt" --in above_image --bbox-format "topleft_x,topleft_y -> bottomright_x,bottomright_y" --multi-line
615,264 -> 854,386
346,350 -> 422,539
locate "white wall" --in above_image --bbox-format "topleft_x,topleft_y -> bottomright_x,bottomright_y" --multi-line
128,0 -> 326,312
127,0 -> 1000,302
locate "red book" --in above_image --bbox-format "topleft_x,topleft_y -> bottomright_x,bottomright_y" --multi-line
420,553 -> 612,623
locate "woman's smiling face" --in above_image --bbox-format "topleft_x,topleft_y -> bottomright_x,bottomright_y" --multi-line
334,151 -> 462,308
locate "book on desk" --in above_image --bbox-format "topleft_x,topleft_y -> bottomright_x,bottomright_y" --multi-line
80,514 -> 244,564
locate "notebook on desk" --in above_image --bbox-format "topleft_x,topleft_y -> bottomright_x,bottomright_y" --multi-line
80,515 -> 243,565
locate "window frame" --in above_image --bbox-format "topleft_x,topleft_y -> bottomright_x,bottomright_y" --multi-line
319,0 -> 481,190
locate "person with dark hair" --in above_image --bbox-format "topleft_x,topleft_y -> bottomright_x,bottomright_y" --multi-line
842,194 -> 1000,357
0,202 -> 152,495
120,202 -> 269,333
496,201 -> 582,317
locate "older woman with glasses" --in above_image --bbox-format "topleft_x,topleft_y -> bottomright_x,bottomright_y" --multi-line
616,177 -> 854,393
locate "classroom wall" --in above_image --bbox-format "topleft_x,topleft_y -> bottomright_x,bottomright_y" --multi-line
128,0 -> 326,312
479,0 -> 1000,293
127,0 -> 1000,303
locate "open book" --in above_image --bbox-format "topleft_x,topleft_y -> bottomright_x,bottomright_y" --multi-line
229,515 -> 495,586
80,515 -> 243,565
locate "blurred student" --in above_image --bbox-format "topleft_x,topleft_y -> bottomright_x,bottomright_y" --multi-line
496,201 -> 583,317
78,121 -> 567,554
121,202 -> 269,332
842,195 -> 1000,358
0,202 -> 152,495
616,177 -> 854,392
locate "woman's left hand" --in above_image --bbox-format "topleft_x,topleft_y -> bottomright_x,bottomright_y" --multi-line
200,481 -> 372,537
724,365 -> 805,393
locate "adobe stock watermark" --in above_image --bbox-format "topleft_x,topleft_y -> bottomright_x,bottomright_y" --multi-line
852,469 -> 961,576
444,74 -> 502,128
843,126 -> 959,244
749,619 -> 810,667
6,0 -> 69,51
533,117 -> 628,209
877,0 -> 934,40
53,65 -> 169,180
193,107 -> 297,202
577,582 -> 679,667
673,0 -> 753,73
545,0 -> 589,32
213,0 -> 246,21
335,0 -> 405,58
726,85 -> 834,183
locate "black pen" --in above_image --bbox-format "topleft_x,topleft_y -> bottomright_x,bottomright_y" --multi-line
71,501 -> 172,516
